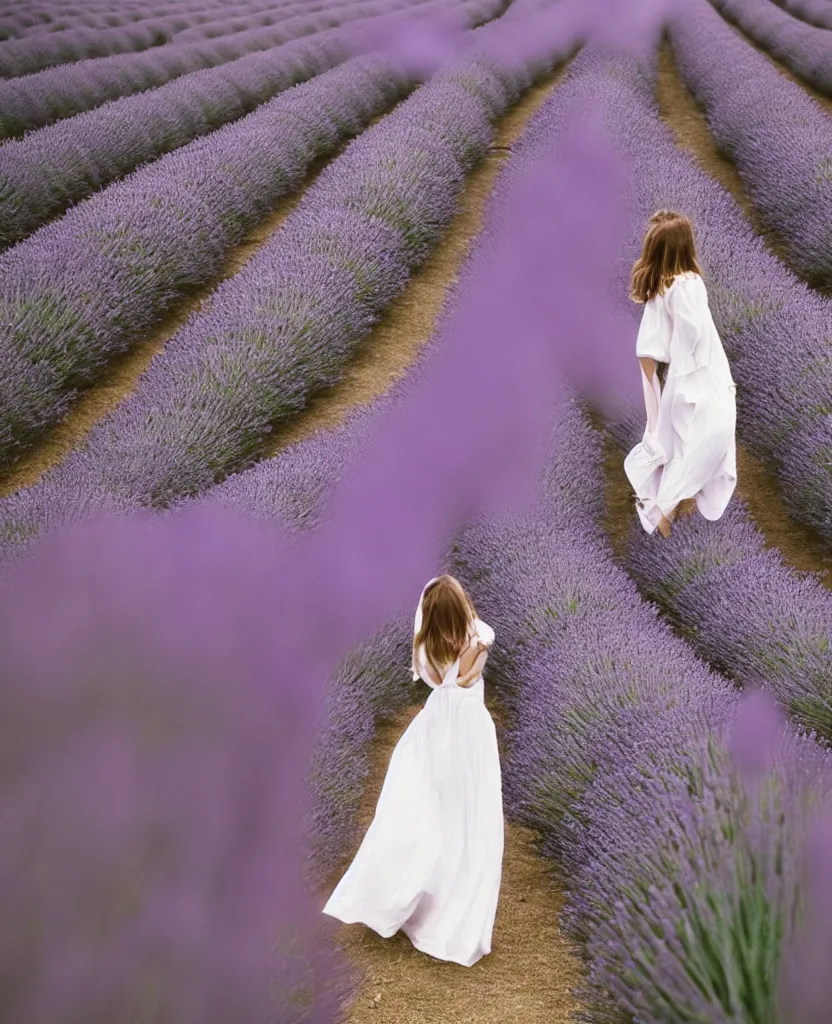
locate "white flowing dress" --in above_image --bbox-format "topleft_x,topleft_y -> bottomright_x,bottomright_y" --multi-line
322,583 -> 504,967
624,272 -> 737,533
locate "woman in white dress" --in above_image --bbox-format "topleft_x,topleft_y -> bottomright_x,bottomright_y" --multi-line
625,210 -> 737,538
323,575 -> 504,967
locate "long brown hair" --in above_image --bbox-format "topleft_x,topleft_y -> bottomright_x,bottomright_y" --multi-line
630,210 -> 702,304
414,575 -> 476,676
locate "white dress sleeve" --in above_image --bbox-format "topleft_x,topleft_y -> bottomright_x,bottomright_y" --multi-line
667,276 -> 711,377
635,297 -> 671,363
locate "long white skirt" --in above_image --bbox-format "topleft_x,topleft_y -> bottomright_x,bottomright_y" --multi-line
322,679 -> 504,967
625,369 -> 737,533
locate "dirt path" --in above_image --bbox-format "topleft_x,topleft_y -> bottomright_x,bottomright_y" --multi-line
332,705 -> 583,1024
653,40 -> 832,582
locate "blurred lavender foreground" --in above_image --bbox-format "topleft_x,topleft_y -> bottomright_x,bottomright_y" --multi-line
0,508 -> 346,1024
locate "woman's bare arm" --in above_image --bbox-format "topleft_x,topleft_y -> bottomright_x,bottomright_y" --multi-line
639,356 -> 657,382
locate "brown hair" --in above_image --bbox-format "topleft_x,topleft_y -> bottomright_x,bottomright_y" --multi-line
414,575 -> 476,677
630,211 -> 702,304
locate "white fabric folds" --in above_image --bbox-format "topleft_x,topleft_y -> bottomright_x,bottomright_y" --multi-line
323,581 -> 504,967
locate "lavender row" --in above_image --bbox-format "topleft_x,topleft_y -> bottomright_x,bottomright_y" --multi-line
772,0 -> 832,29
458,385 -> 832,1021
0,0 -> 403,139
0,0 -> 429,248
1,0 -> 299,38
1,17 -> 179,78
0,0 -> 342,78
669,0 -> 832,289
0,4 -> 222,40
577,48 -> 832,542
0,0 -> 305,43
709,0 -> 832,97
624,498 -> 832,738
0,27 -> 436,473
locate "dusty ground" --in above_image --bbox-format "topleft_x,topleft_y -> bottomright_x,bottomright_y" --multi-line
330,706 -> 584,1024
650,40 -> 832,581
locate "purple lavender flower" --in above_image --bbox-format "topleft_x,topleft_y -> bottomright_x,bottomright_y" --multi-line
626,500 -> 832,739
709,0 -> 832,97
0,0 -> 434,137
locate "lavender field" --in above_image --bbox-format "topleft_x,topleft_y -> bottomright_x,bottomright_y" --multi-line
1,0 -> 831,1021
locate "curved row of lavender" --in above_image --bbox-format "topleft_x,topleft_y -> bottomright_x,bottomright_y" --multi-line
583,44 -> 832,543
0,0 -> 441,247
459,353 -> 832,1020
669,0 -> 832,289
0,18 -> 448,474
430,46 -> 832,1019
0,0 -> 403,139
544,45 -> 832,735
624,498 -> 832,739
771,0 -> 832,29
1,15 -> 179,78
0,0 -> 248,40
0,0 -> 550,521
0,0 -> 335,78
709,0 -> 832,97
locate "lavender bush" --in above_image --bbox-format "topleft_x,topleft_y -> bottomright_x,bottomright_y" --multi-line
709,0 -> 832,97
771,0 -> 832,29
458,389 -> 832,1021
0,0 -> 347,77
0,0 -> 428,138
425,40 -> 832,1018
625,500 -> 832,740
669,0 -> 832,289
0,0 -> 567,517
